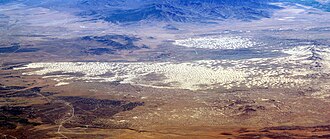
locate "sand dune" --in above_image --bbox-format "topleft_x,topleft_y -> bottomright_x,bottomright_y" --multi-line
15,45 -> 330,90
173,36 -> 257,50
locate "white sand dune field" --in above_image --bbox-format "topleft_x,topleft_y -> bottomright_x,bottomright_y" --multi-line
15,45 -> 330,90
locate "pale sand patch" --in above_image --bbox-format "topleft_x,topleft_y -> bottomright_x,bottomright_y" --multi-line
15,62 -> 247,90
15,45 -> 330,90
55,82 -> 70,86
173,36 -> 257,50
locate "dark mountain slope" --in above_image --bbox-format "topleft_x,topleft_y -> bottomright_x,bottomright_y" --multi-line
1,0 -> 329,23
80,0 -> 281,23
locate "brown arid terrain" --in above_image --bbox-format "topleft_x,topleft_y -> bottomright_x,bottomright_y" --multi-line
1,61 -> 330,139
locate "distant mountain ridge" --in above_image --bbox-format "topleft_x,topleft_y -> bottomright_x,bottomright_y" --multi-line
278,0 -> 330,11
102,0 -> 280,22
1,0 -> 330,23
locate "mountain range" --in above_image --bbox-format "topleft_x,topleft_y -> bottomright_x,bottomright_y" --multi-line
1,0 -> 330,23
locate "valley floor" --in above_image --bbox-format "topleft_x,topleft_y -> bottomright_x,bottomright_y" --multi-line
1,67 -> 330,139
